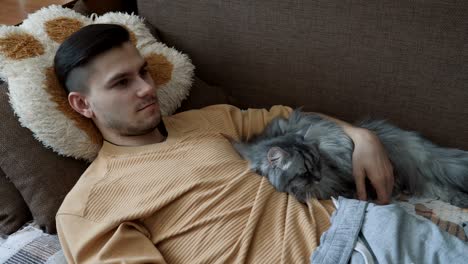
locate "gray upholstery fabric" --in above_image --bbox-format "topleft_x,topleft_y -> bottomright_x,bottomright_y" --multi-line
137,0 -> 468,150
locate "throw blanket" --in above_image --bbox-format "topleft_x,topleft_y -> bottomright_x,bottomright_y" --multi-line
0,223 -> 65,264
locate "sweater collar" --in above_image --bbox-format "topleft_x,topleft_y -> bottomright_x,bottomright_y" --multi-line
99,115 -> 197,157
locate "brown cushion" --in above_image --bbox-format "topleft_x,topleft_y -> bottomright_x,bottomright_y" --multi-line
137,0 -> 468,150
0,166 -> 32,236
0,83 -> 89,234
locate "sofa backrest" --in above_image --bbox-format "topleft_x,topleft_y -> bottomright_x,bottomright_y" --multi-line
137,0 -> 468,150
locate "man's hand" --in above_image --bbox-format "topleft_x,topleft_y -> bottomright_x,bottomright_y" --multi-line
346,127 -> 394,204
310,112 -> 395,204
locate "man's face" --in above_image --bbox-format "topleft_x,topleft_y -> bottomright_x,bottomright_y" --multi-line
85,41 -> 161,137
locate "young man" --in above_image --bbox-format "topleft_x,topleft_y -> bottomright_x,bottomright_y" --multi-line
54,24 -> 394,263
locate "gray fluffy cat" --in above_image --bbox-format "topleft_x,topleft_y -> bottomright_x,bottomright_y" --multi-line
232,110 -> 468,207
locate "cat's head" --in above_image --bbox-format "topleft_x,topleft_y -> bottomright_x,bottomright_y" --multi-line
234,133 -> 322,192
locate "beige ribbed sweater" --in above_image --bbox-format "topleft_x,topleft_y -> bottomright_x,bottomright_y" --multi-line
56,104 -> 335,264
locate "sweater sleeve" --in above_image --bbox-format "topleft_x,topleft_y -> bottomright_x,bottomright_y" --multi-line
56,214 -> 167,264
199,104 -> 293,141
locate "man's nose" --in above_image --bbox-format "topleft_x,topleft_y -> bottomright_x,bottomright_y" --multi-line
135,76 -> 154,97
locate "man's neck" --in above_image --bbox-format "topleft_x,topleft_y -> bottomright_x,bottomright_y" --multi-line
103,122 -> 167,147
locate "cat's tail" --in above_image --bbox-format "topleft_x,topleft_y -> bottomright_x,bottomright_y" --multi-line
426,146 -> 468,193
357,119 -> 468,194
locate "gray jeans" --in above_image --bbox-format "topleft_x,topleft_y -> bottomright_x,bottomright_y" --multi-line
310,197 -> 468,264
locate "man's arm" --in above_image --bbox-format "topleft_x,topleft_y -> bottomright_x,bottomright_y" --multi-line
200,104 -> 394,204
312,112 -> 395,204
57,214 -> 167,264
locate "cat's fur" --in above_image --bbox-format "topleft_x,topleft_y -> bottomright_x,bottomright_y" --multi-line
232,110 -> 468,207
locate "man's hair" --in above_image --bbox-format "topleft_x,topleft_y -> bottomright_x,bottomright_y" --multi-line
54,24 -> 130,94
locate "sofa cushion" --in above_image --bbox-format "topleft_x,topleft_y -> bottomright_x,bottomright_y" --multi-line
0,5 -> 194,161
137,0 -> 468,150
0,166 -> 32,236
0,84 -> 88,234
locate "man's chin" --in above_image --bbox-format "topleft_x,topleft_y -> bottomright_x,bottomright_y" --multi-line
133,115 -> 162,136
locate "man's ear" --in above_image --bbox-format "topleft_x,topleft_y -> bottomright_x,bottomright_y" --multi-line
68,92 -> 93,118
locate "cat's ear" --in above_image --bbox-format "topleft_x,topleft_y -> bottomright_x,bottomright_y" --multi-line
277,119 -> 288,133
268,147 -> 289,167
295,125 -> 311,138
303,125 -> 315,139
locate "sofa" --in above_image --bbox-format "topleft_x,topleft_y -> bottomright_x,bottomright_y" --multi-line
1,0 -> 467,262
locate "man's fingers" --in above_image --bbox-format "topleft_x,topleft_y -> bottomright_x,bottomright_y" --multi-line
386,164 -> 395,197
380,162 -> 394,204
386,174 -> 394,198
353,167 -> 367,201
373,177 -> 390,205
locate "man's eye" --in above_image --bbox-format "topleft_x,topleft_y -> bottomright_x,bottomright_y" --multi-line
115,79 -> 128,87
140,68 -> 149,76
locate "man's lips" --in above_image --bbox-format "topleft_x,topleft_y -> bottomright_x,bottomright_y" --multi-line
138,102 -> 156,111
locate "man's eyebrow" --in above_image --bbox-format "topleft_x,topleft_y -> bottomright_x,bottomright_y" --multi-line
104,60 -> 148,86
105,72 -> 129,86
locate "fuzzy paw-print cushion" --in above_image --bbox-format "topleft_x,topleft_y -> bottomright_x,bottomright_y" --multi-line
0,5 -> 194,162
